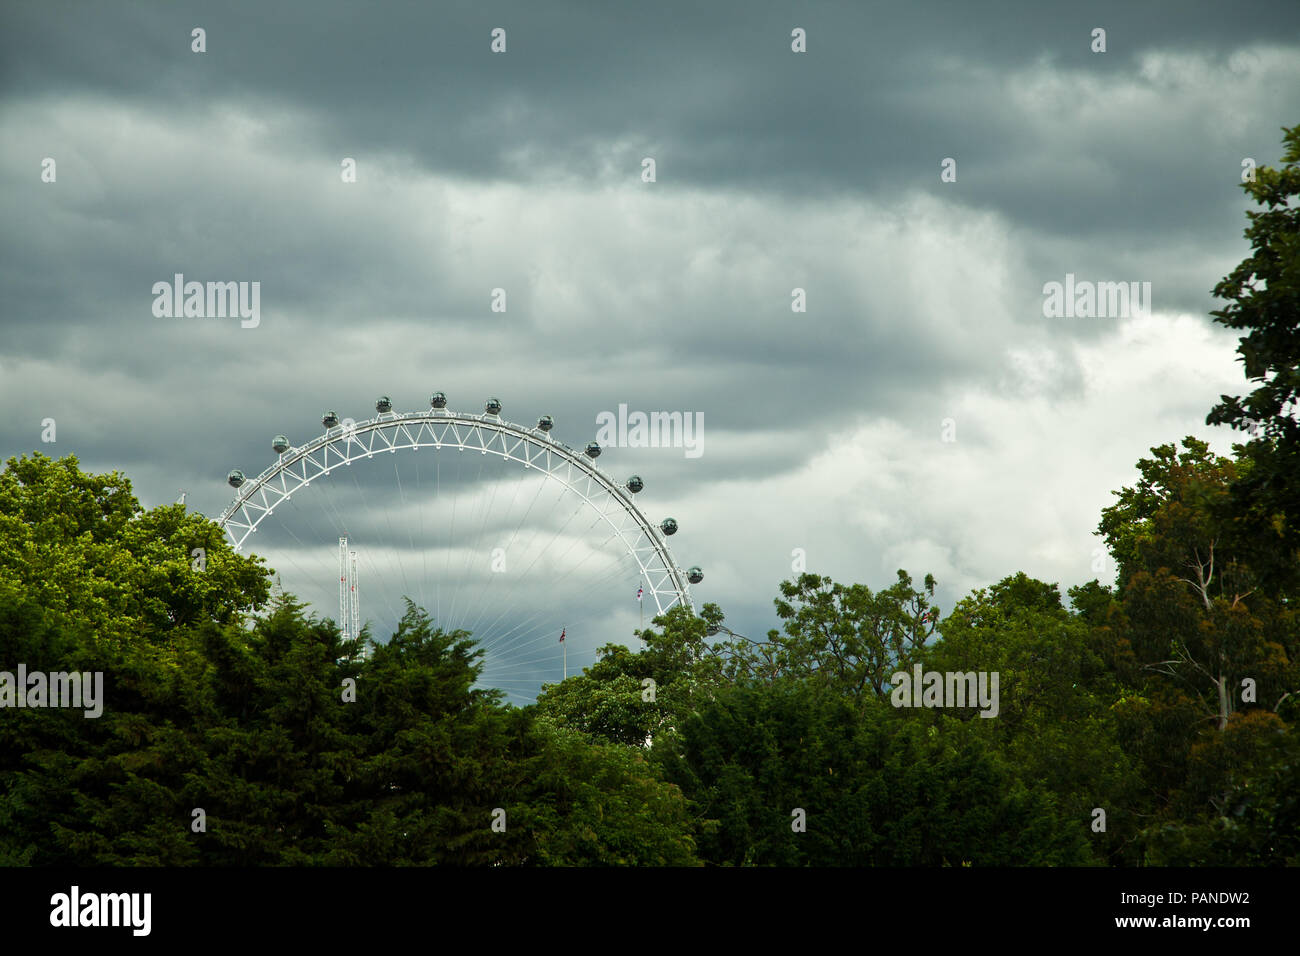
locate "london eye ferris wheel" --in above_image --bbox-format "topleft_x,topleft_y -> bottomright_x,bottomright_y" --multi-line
215,394 -> 703,704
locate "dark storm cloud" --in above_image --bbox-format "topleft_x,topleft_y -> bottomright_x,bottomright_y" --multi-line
4,0 -> 1293,221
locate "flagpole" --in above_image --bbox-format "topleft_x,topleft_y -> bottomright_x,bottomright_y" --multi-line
563,627 -> 567,681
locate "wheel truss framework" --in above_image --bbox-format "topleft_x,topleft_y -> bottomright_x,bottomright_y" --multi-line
216,409 -> 695,615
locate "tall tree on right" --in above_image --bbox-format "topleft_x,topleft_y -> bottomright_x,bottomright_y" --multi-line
1206,124 -> 1300,592
1096,438 -> 1296,732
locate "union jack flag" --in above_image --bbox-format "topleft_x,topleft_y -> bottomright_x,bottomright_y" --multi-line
637,587 -> 644,601
559,627 -> 566,643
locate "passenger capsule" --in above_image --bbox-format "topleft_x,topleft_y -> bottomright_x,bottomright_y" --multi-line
537,415 -> 554,432
376,396 -> 392,413
625,475 -> 643,494
430,392 -> 447,409
584,441 -> 602,459
687,566 -> 703,584
660,517 -> 678,536
484,397 -> 502,416
322,411 -> 339,428
272,436 -> 290,455
227,469 -> 245,488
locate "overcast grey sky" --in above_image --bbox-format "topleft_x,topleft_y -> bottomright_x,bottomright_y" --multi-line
3,1 -> 1298,701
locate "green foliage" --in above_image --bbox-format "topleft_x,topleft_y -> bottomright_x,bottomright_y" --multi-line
1088,428 -> 1299,860
716,570 -> 939,701
535,603 -> 724,747
1096,438 -> 1298,730
1097,438 -> 1241,591
925,574 -> 1138,863
1206,123 -> 1300,591
1142,712 -> 1299,865
0,452 -> 270,646
657,680 -> 1091,866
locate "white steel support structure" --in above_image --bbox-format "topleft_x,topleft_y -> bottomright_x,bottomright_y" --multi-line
349,549 -> 360,646
338,536 -> 352,642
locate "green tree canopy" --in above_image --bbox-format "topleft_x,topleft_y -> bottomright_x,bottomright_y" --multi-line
1206,123 -> 1300,591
